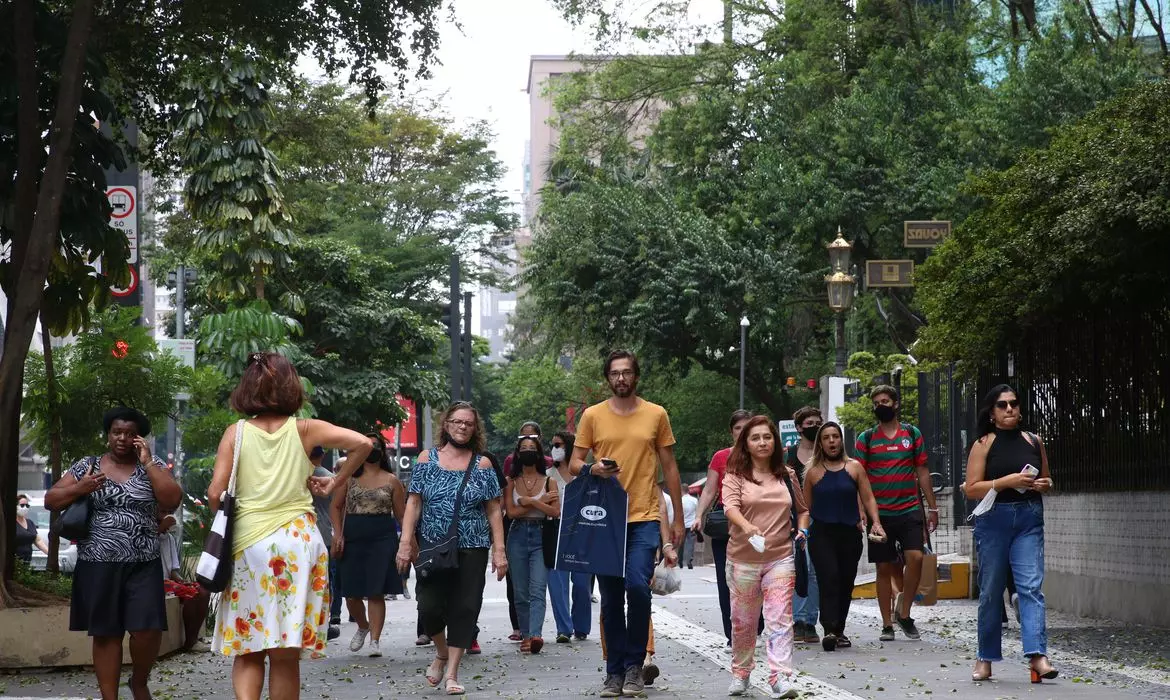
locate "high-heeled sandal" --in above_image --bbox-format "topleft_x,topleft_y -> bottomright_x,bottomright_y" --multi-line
1029,656 -> 1058,683
426,656 -> 448,688
445,677 -> 466,695
971,661 -> 992,681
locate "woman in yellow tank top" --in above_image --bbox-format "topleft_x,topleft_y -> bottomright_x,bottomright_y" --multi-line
207,353 -> 373,700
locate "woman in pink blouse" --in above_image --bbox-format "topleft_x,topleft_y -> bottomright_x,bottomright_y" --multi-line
721,416 -> 809,699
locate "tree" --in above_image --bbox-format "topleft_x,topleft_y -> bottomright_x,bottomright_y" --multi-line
524,0 -> 1158,421
915,80 -> 1170,365
22,306 -> 189,464
1,0 -> 446,604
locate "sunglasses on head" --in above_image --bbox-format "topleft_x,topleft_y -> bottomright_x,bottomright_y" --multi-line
518,434 -> 540,440
995,399 -> 1020,410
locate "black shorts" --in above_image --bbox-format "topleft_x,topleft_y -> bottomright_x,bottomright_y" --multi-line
868,510 -> 925,564
71,558 -> 168,637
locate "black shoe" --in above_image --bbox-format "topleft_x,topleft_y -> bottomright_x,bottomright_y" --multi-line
329,616 -> 341,626
557,634 -> 571,643
622,665 -> 646,696
879,626 -> 895,641
822,633 -> 838,652
326,625 -> 341,641
836,633 -> 851,648
895,612 -> 921,640
642,662 -> 659,686
600,674 -> 624,698
574,633 -> 588,641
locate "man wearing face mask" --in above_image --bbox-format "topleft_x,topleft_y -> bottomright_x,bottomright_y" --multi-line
854,385 -> 938,642
788,407 -> 824,645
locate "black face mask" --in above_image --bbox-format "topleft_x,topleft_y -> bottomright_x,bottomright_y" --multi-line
801,426 -> 820,442
445,433 -> 470,449
874,404 -> 897,423
517,450 -> 540,467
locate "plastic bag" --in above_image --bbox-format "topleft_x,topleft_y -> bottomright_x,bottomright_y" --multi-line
650,564 -> 682,596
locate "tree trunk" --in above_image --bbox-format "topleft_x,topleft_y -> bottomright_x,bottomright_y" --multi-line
40,314 -> 62,575
0,0 -> 97,608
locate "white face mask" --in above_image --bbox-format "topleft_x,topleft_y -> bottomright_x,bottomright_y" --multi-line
550,447 -> 566,463
17,505 -> 30,515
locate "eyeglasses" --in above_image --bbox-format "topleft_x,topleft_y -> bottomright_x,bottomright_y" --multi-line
607,370 -> 635,380
446,419 -> 475,429
995,399 -> 1020,410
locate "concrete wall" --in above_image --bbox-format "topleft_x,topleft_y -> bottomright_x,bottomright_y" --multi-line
1041,491 -> 1170,627
0,595 -> 183,668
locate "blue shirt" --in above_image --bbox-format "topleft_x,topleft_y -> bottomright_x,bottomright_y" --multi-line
409,449 -> 501,549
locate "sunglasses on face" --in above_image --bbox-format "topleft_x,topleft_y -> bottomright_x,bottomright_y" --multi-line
995,399 -> 1020,410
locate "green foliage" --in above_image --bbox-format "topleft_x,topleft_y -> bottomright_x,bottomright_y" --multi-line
22,306 -> 189,464
196,302 -> 302,379
916,80 -> 1170,363
530,0 -> 1161,411
178,52 -> 295,304
14,559 -> 71,600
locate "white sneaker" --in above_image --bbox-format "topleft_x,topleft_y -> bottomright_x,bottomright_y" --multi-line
728,677 -> 750,696
349,627 -> 369,652
368,638 -> 382,657
771,677 -> 799,699
403,590 -> 411,600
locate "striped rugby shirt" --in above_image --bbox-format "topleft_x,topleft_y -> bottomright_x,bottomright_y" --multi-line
854,422 -> 928,517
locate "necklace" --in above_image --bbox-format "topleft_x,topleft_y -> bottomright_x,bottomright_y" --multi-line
521,474 -> 539,492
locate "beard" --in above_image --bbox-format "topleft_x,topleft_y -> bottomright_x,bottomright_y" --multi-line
609,378 -> 637,398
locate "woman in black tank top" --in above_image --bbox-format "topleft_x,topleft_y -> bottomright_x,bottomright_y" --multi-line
963,384 -> 1057,684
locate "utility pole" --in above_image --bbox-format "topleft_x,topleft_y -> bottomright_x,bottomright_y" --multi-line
462,292 -> 473,402
447,255 -> 461,403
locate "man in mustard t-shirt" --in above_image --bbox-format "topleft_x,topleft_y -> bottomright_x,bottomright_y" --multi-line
571,350 -> 684,698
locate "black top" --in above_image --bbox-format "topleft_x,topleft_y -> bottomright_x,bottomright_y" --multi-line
787,446 -> 808,486
15,518 -> 37,563
984,428 -> 1042,503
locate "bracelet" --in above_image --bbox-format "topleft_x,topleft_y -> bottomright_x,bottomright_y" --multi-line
926,508 -> 939,513
662,543 -> 675,550
581,462 -> 593,476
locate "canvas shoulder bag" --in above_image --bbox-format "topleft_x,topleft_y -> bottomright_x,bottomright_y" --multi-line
196,419 -> 245,592
415,449 -> 477,580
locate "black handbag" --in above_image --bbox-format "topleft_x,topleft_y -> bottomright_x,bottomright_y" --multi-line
781,470 -> 809,598
52,457 -> 99,541
703,507 -> 730,540
542,477 -> 559,569
416,452 -> 476,580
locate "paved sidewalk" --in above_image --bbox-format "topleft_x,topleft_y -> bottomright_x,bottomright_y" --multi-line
3,567 -> 1168,699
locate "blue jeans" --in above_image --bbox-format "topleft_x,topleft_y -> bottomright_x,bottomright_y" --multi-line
792,543 -> 820,627
549,569 -> 592,637
507,520 -> 549,639
974,499 -> 1047,661
599,520 -> 659,675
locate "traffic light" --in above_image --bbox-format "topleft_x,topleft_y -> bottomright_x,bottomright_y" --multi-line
807,379 -> 817,389
440,302 -> 458,333
112,340 -> 130,359
786,377 -> 796,388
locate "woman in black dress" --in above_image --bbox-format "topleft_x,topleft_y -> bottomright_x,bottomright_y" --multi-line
330,434 -> 405,657
45,406 -> 182,700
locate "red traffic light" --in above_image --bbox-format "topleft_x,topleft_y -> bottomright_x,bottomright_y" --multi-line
806,379 -> 817,389
111,340 -> 130,359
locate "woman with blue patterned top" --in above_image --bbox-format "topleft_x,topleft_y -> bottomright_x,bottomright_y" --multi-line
397,402 -> 507,696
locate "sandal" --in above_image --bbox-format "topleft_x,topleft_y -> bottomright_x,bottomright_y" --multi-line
445,677 -> 466,695
426,656 -> 448,688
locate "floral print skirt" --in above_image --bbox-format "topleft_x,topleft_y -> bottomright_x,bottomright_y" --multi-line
214,513 -> 330,658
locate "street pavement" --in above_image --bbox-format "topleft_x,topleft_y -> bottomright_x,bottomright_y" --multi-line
4,566 -> 1169,699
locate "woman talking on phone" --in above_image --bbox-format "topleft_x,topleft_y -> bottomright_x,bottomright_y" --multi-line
964,384 -> 1056,684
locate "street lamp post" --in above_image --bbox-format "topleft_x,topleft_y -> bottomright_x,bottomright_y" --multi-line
826,228 -> 856,376
739,315 -> 750,409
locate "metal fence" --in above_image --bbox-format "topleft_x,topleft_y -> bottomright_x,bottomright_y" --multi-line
982,310 -> 1170,492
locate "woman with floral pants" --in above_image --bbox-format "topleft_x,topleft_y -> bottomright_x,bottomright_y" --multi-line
721,416 -> 809,699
